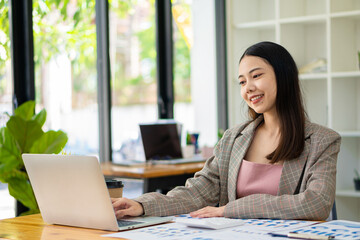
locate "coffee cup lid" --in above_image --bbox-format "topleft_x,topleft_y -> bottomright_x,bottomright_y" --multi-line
105,179 -> 124,188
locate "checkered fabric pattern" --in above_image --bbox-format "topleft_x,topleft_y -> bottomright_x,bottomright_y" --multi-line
134,116 -> 341,221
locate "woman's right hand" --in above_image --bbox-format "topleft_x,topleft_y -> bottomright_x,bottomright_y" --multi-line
111,197 -> 144,219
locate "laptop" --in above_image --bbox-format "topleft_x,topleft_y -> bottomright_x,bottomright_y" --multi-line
22,154 -> 173,231
139,122 -> 205,164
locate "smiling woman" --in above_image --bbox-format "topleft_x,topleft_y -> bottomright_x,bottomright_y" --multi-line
111,41 -> 341,221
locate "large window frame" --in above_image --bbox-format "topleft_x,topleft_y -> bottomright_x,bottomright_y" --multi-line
8,0 -> 228,163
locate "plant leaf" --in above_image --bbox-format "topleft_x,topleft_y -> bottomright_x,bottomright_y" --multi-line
0,168 -> 28,183
0,128 -> 22,180
30,130 -> 68,154
20,208 -> 40,216
7,176 -> 38,211
60,0 -> 70,20
6,116 -> 44,153
32,109 -> 47,127
14,101 -> 35,120
0,127 -> 21,163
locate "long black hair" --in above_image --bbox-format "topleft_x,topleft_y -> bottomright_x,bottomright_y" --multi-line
240,41 -> 305,163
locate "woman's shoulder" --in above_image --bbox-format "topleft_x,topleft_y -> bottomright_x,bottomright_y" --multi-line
305,120 -> 341,143
223,120 -> 255,137
222,116 -> 264,139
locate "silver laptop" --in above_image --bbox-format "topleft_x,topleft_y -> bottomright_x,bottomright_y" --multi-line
22,154 -> 173,231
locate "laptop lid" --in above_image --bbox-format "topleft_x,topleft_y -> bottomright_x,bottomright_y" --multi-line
22,154 -> 172,231
139,123 -> 183,160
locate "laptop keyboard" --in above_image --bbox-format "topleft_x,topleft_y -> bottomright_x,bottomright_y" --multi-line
117,220 -> 143,227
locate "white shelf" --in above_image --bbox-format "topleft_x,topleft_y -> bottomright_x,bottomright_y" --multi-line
331,10 -> 360,19
336,189 -> 360,198
235,16 -> 328,30
234,20 -> 276,29
280,15 -> 327,24
331,71 -> 360,78
338,131 -> 360,137
300,73 -> 328,80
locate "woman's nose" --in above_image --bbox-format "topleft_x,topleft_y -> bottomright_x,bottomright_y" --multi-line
245,81 -> 255,93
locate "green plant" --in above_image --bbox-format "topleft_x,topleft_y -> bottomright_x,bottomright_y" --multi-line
217,128 -> 225,140
0,100 -> 68,215
355,169 -> 360,180
186,132 -> 192,145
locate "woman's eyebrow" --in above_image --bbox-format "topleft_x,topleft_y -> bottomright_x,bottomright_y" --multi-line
238,67 -> 263,79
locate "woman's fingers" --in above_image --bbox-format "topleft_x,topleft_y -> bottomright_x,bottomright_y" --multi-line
112,198 -> 144,218
190,206 -> 225,218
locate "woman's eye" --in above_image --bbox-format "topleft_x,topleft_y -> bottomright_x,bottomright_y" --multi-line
253,73 -> 262,78
239,81 -> 245,86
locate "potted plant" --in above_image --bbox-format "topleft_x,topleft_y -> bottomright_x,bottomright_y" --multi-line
354,169 -> 360,191
0,100 -> 68,215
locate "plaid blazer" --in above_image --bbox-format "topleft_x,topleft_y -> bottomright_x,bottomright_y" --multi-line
134,116 -> 341,220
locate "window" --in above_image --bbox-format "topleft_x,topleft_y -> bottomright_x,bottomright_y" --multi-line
173,0 -> 218,148
0,0 -> 11,115
0,0 -> 222,218
109,0 -> 157,163
0,0 -> 15,220
33,0 -> 99,156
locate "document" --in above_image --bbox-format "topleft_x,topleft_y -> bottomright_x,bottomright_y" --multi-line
274,220 -> 360,240
102,215 -> 316,240
103,222 -> 216,240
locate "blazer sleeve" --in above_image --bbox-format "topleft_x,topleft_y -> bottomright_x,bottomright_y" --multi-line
133,135 -> 227,216
224,131 -> 341,220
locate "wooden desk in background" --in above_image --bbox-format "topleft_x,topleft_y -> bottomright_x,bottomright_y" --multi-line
0,214 -> 119,240
101,161 -> 205,193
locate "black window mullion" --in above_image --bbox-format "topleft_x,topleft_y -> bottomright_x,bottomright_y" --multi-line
155,0 -> 174,119
9,0 -> 35,216
9,0 -> 35,108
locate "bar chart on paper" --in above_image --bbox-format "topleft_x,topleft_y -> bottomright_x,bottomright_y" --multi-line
279,220 -> 360,240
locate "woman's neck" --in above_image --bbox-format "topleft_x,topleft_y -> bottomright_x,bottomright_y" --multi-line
261,112 -> 281,137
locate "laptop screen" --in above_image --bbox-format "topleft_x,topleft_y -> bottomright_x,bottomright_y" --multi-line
139,123 -> 183,160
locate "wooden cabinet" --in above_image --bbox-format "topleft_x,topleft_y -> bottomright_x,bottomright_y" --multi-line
226,0 -> 360,221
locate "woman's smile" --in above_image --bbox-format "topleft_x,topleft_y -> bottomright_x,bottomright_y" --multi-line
250,94 -> 264,104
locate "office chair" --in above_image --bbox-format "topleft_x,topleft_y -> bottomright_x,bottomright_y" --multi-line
326,201 -> 337,221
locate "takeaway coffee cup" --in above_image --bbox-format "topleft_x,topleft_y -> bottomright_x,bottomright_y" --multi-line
105,178 -> 124,198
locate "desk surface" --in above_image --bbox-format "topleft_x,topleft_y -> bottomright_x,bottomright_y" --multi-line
101,161 -> 205,178
0,214 -> 120,240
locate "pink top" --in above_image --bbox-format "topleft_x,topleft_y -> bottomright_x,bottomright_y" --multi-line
236,160 -> 283,198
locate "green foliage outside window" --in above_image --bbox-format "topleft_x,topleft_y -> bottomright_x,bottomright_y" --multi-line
0,0 -> 9,75
0,0 -> 192,106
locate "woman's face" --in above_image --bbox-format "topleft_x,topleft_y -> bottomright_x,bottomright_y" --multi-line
238,55 -> 277,115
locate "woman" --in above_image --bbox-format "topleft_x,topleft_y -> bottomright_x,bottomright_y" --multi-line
112,41 -> 341,220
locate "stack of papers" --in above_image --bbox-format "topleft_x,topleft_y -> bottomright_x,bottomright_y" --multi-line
102,215 -> 360,240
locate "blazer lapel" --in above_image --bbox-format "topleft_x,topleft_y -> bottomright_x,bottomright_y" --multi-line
227,117 -> 264,201
278,121 -> 313,195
